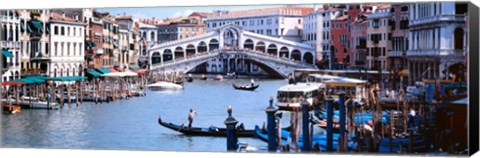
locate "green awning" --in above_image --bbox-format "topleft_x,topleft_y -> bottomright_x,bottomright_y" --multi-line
12,76 -> 46,84
27,24 -> 33,33
91,41 -> 97,47
113,40 -> 118,48
2,49 -> 14,58
85,41 -> 92,47
20,21 -> 25,32
47,76 -> 87,82
87,70 -> 102,78
96,68 -> 112,74
29,20 -> 43,33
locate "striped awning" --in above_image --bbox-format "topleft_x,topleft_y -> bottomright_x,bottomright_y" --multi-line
96,68 -> 112,74
86,70 -> 102,78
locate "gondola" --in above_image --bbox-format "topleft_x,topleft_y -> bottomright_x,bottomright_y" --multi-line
232,83 -> 259,91
157,116 -> 255,137
186,77 -> 193,82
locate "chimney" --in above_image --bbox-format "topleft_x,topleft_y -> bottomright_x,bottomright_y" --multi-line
62,12 -> 65,20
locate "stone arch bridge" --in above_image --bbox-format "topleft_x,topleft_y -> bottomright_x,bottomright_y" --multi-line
148,24 -> 318,78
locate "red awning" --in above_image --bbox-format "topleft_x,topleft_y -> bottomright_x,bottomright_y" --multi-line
135,69 -> 147,75
1,81 -> 26,86
109,68 -> 118,72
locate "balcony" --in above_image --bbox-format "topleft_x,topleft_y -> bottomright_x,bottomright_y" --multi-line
387,50 -> 404,57
406,49 -> 465,57
22,68 -> 46,76
409,14 -> 466,27
367,12 -> 391,19
1,41 -> 20,49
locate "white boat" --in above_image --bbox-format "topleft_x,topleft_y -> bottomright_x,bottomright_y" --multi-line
0,98 -> 59,110
147,81 -> 184,91
275,82 -> 324,110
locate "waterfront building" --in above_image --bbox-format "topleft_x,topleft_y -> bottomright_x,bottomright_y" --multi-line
388,4 -> 410,88
349,9 -> 371,68
17,9 -> 52,77
302,5 -> 342,68
157,13 -> 209,44
366,4 -> 392,71
1,10 -> 21,82
137,18 -> 159,67
83,9 -> 104,69
48,12 -> 86,77
407,2 -> 468,85
100,15 -> 119,68
115,13 -> 140,69
202,7 -> 312,74
331,15 -> 349,70
206,7 -> 313,42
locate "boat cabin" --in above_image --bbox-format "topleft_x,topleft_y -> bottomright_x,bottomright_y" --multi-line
275,83 -> 323,111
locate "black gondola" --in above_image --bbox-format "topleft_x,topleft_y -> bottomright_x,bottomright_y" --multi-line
186,77 -> 193,82
157,116 -> 255,137
232,83 -> 259,91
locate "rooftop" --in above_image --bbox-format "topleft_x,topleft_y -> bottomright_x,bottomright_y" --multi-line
208,7 -> 314,20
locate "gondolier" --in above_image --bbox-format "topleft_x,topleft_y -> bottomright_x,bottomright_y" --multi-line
188,108 -> 198,129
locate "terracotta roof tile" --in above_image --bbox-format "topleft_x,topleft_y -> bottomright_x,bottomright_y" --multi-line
50,12 -> 79,23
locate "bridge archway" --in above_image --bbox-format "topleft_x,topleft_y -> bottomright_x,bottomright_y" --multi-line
183,57 -> 285,78
279,47 -> 289,58
174,47 -> 184,60
291,49 -> 301,61
163,49 -> 173,62
186,44 -> 196,58
267,44 -> 278,56
223,28 -> 239,47
209,39 -> 219,51
197,41 -> 207,53
255,41 -> 266,53
244,39 -> 254,50
304,52 -> 314,64
152,52 -> 161,65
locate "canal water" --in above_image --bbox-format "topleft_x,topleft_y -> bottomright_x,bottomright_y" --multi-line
1,79 -> 289,152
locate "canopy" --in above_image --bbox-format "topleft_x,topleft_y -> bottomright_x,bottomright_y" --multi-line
29,20 -> 43,32
86,70 -> 102,78
11,76 -> 46,84
96,68 -> 112,74
2,49 -> 14,58
109,68 -> 118,72
134,69 -> 147,75
1,81 -> 26,86
101,72 -> 137,78
47,76 -> 87,82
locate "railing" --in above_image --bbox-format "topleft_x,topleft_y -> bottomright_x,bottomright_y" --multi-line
410,14 -> 466,26
151,48 -> 317,70
406,49 -> 465,57
1,41 -> 20,48
387,51 -> 404,57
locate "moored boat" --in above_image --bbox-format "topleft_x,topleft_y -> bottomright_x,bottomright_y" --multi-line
147,81 -> 184,91
232,83 -> 259,91
214,75 -> 224,81
2,103 -> 21,114
157,116 -> 255,137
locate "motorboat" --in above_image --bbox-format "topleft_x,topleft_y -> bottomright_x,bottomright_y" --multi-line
147,81 -> 184,91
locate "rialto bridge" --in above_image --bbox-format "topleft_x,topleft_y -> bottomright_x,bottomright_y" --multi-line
148,24 -> 318,78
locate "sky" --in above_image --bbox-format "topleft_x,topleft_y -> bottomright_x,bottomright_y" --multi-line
98,4 -> 317,21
